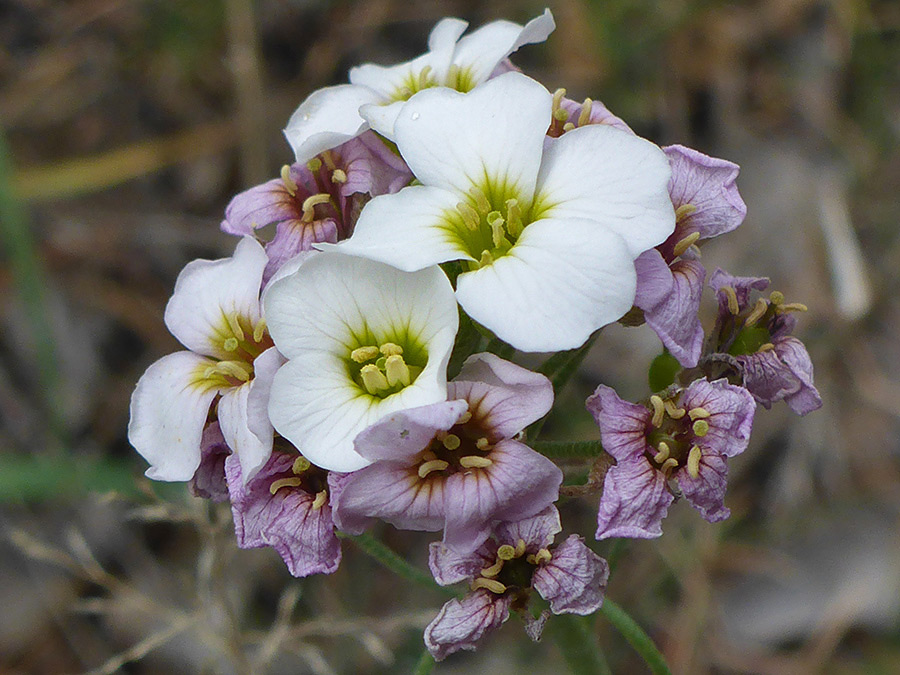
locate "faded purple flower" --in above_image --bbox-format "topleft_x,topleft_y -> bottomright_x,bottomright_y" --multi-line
709,269 -> 822,415
587,378 -> 756,539
225,449 -> 341,577
330,353 -> 562,553
189,423 -> 230,502
222,132 -> 411,283
546,92 -> 632,137
425,507 -> 608,660
633,145 -> 747,367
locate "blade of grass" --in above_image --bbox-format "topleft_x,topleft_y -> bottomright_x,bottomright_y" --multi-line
549,614 -> 612,675
600,598 -> 672,675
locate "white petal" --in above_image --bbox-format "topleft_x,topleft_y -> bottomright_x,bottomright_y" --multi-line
164,237 -> 267,358
264,252 -> 458,360
358,100 -> 406,140
128,352 -> 219,481
455,217 -> 637,352
218,382 -> 273,483
283,84 -> 381,164
246,346 -> 286,445
535,124 -> 675,257
328,185 -> 472,271
428,17 -> 470,56
393,72 -> 550,202
451,10 -> 555,86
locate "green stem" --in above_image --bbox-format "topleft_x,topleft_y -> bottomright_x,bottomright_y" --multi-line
337,532 -> 454,597
532,439 -> 604,459
549,614 -> 612,675
600,599 -> 672,675
412,649 -> 435,675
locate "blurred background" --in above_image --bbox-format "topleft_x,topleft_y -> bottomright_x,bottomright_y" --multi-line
1,0 -> 898,673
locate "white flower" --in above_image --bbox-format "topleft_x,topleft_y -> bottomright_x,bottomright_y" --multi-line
264,252 -> 458,472
329,72 -> 676,352
128,238 -> 281,482
283,10 -> 555,163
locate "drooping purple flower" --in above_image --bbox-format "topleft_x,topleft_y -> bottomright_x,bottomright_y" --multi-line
189,423 -> 230,502
225,449 -> 341,577
330,353 -> 562,553
425,507 -> 609,660
586,378 -> 756,539
221,132 -> 411,283
632,145 -> 747,367
709,269 -> 822,415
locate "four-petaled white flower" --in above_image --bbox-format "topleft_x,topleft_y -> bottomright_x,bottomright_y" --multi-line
264,252 -> 458,472
128,237 -> 281,483
283,10 -> 555,163
330,71 -> 676,352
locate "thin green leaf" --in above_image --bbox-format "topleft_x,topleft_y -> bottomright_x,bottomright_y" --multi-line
0,456 -> 140,503
600,598 -> 672,675
412,649 -> 435,675
532,439 -> 605,459
549,614 -> 612,675
537,331 -> 599,393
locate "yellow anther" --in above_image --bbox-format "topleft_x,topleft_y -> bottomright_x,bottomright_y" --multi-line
269,477 -> 303,494
562,122 -> 575,132
469,186 -> 491,214
497,544 -> 517,560
331,168 -> 347,184
223,337 -> 239,352
478,250 -> 494,268
692,420 -> 710,437
674,203 -> 698,222
301,193 -> 332,222
456,201 -> 480,230
311,490 -> 328,510
457,410 -> 472,424
490,218 -> 506,248
505,198 -> 523,238
672,231 -> 701,258
350,346 -> 379,363
777,302 -> 808,314
514,539 -> 527,557
292,456 -> 311,474
744,298 -> 769,327
226,313 -> 245,341
459,455 -> 492,469
385,354 -> 411,387
552,87 -> 566,112
578,98 -> 593,126
688,407 -> 711,421
418,65 -> 433,89
553,107 -> 569,122
280,164 -> 298,196
687,445 -> 702,478
533,548 -> 552,565
379,342 -> 403,357
769,291 -> 785,306
252,319 -> 266,344
486,210 -> 505,229
722,285 -> 740,315
664,401 -> 686,419
649,395 -> 666,427
475,437 -> 491,451
417,459 -> 450,478
653,442 -> 671,464
420,449 -> 437,462
757,342 -> 775,352
660,458 -> 679,474
360,364 -> 390,394
442,434 -> 461,450
480,559 -> 504,578
320,150 -> 337,171
471,577 -> 507,594
306,157 -> 322,173
214,360 -> 252,382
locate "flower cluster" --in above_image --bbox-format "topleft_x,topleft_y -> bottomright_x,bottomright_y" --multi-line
128,9 -> 821,661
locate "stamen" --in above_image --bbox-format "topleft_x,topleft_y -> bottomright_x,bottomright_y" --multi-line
311,490 -> 328,510
445,64 -> 459,89
552,87 -> 566,112
270,477 -> 303,494
385,354 -> 411,387
486,210 -> 505,231
471,577 -> 507,594
562,122 -> 575,132
490,218 -> 506,248
478,250 -> 494,268
722,286 -> 740,315
688,407 -> 710,421
223,337 -> 239,352
777,302 -> 808,314
350,346 -> 379,363
459,455 -> 492,469
379,342 -> 403,357
692,420 -> 710,437
418,459 -> 450,478
578,98 -> 593,127
306,157 -> 322,173
456,201 -> 480,230
301,193 -> 332,222
360,364 -> 390,394
280,164 -> 298,196
496,544 -> 517,560
514,539 -> 527,558
653,442 -> 671,464
649,395 -> 665,427
215,360 -> 252,382
420,450 -> 437,462
457,410 -> 472,424
744,298 -> 769,327
418,65 -> 433,90
660,458 -> 679,474
226,313 -> 245,341
505,198 -> 523,238
321,150 -> 337,171
757,342 -> 775,352
769,291 -> 785,306
475,437 -> 491,451
687,445 -> 702,478
292,456 -> 311,474
469,186 -> 491,214
533,548 -> 552,565
674,203 -> 698,222
672,231 -> 701,257
331,168 -> 347,184
441,434 -> 461,450
664,401 -> 686,419
252,319 -> 266,344
480,559 -> 504,578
